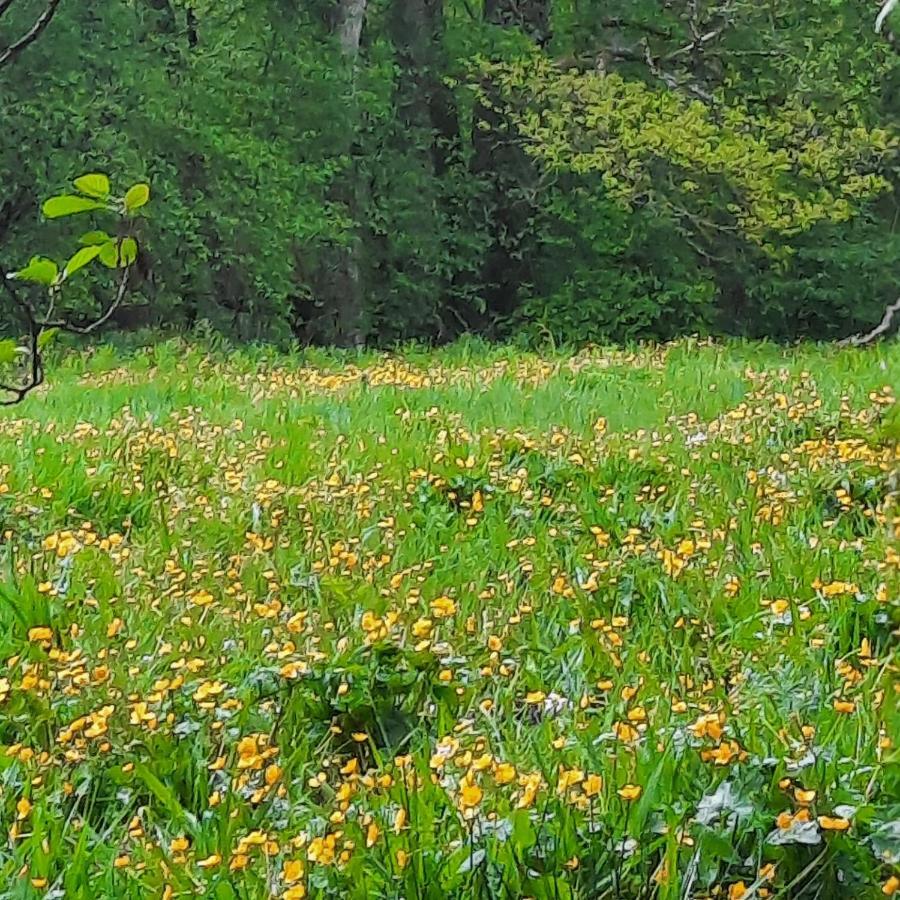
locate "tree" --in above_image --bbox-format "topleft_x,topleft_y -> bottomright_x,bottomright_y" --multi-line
2,0 -> 897,348
1,3 -> 147,403
0,178 -> 149,404
316,0 -> 369,348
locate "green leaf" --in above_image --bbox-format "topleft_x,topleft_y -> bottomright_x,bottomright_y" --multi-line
132,762 -> 187,823
0,339 -> 18,366
119,237 -> 138,266
78,230 -> 112,246
98,240 -> 120,268
98,238 -> 138,268
42,196 -> 107,219
62,245 -> 102,280
11,257 -> 59,286
124,183 -> 150,213
37,328 -> 59,350
73,173 -> 110,199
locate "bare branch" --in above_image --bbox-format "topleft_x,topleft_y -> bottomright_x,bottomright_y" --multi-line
876,0 -> 898,34
1,263 -> 135,404
600,17 -> 672,39
0,0 -> 62,69
0,262 -> 43,405
643,40 -> 715,104
38,267 -> 130,335
839,297 -> 900,347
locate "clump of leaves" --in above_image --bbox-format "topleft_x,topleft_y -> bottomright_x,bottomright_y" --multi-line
0,173 -> 150,404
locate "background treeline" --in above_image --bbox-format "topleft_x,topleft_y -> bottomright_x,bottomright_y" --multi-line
1,0 -> 899,346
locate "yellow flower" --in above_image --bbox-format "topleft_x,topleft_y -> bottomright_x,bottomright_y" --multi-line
283,859 -> 305,883
494,762 -> 516,785
284,887 -> 307,900
557,767 -> 584,795
700,740 -> 745,766
27,626 -> 52,643
613,721 -> 639,743
197,853 -> 222,868
365,822 -> 380,848
430,596 -> 457,618
396,849 -> 410,869
459,778 -> 483,810
583,774 -> 603,797
617,784 -> 642,801
524,691 -> 546,704
307,834 -> 336,866
16,797 -> 31,819
517,771 -> 542,809
817,815 -> 850,831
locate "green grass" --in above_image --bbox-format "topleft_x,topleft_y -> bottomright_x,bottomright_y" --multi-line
0,337 -> 897,899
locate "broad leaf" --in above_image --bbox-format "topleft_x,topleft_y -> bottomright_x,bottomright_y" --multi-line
119,237 -> 138,265
63,245 -> 103,280
0,339 -> 18,366
124,183 -> 150,213
98,241 -> 119,268
98,237 -> 139,268
78,230 -> 112,246
73,173 -> 110,199
10,257 -> 59,286
37,328 -> 59,350
42,195 -> 107,219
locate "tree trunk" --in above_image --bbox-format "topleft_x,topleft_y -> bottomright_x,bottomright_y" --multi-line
472,0 -> 552,327
335,0 -> 366,55
326,0 -> 368,347
383,0 -> 463,338
388,0 -> 458,175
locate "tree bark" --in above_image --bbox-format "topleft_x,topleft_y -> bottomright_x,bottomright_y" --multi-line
472,0 -> 551,327
326,0 -> 368,347
335,0 -> 366,55
388,0 -> 458,176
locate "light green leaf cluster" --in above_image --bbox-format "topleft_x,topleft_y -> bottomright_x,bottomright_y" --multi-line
480,55 -> 896,249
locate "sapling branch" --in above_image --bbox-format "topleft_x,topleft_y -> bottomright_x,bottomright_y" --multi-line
839,297 -> 900,347
0,0 -> 62,68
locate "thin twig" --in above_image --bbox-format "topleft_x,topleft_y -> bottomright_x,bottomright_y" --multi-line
0,263 -> 43,405
38,267 -> 130,334
0,0 -> 62,69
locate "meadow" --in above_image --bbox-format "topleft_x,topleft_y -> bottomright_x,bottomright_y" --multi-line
0,338 -> 897,899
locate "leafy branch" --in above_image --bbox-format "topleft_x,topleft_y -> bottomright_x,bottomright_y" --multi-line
0,174 -> 150,405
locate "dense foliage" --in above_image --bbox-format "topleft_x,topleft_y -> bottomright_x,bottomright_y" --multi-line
1,0 -> 899,345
